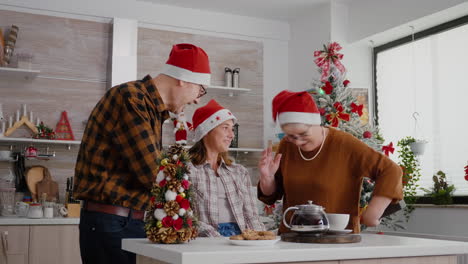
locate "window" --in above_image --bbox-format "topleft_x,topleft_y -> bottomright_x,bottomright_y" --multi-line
374,16 -> 468,195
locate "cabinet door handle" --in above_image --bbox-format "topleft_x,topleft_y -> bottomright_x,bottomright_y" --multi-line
1,231 -> 8,254
1,231 -> 8,264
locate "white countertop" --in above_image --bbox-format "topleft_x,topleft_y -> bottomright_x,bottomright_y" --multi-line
0,216 -> 80,225
122,234 -> 468,264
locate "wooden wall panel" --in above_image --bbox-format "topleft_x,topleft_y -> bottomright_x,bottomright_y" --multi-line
0,10 -> 110,201
137,27 -> 264,149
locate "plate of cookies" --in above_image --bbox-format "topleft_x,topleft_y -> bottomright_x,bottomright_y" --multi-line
229,230 -> 280,246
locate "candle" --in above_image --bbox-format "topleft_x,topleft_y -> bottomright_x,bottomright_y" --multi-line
1,122 -> 5,134
36,117 -> 40,126
9,116 -> 13,127
30,111 -> 33,122
16,110 -> 20,122
22,104 -> 27,117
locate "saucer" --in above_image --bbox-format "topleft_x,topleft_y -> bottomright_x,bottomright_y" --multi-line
326,229 -> 352,235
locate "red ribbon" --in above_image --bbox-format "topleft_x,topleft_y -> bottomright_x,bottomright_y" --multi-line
464,164 -> 468,181
325,102 -> 350,127
314,42 -> 346,82
321,81 -> 334,94
382,142 -> 395,156
350,102 -> 364,116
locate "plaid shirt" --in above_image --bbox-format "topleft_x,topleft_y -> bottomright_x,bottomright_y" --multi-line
188,160 -> 265,237
74,75 -> 170,211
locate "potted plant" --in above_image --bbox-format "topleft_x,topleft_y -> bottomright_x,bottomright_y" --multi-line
397,137 -> 422,220
421,171 -> 455,205
409,139 -> 428,156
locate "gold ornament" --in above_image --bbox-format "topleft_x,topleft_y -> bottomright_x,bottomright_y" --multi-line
146,227 -> 161,243
161,158 -> 169,166
190,228 -> 198,239
164,164 -> 177,177
179,192 -> 186,198
166,178 -> 181,192
177,228 -> 192,242
164,200 -> 180,216
156,221 -> 162,228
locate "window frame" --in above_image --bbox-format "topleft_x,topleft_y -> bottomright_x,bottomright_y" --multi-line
372,14 -> 468,202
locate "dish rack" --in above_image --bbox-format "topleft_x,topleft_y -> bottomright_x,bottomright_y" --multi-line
0,187 -> 16,216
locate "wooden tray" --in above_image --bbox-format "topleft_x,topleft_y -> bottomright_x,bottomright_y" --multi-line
281,232 -> 361,244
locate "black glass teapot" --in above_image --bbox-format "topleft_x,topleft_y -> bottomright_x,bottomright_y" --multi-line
283,200 -> 329,233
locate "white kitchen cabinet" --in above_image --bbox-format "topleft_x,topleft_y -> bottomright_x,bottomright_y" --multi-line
28,225 -> 81,264
0,226 -> 29,264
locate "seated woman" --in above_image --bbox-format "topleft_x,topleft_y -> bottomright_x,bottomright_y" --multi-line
188,99 -> 265,237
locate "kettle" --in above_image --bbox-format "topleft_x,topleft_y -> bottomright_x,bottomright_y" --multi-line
283,200 -> 329,233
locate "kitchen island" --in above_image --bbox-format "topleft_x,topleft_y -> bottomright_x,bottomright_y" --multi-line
122,233 -> 468,264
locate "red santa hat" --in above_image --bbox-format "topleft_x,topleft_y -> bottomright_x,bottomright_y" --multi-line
161,43 -> 211,86
272,90 -> 321,125
192,99 -> 237,142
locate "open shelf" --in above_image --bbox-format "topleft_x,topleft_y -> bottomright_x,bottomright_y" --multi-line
0,137 -> 81,146
0,67 -> 40,80
207,85 -> 250,96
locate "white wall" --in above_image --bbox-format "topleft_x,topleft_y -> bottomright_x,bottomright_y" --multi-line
347,0 -> 467,43
0,0 -> 290,148
289,3 -> 330,93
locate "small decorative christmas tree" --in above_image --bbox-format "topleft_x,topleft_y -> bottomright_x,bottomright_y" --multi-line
145,144 -> 198,244
55,111 -> 75,140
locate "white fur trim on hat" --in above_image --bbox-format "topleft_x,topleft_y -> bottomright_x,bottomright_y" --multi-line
278,112 -> 321,125
162,64 -> 211,86
193,109 -> 237,142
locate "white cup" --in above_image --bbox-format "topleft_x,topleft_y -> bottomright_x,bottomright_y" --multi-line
327,213 -> 350,230
44,207 -> 54,218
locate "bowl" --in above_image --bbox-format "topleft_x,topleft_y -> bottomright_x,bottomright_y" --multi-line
326,213 -> 350,230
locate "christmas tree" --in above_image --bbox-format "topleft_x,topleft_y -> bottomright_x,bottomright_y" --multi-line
144,144 -> 198,244
307,42 -> 398,221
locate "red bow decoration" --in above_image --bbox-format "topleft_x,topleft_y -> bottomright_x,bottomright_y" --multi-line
326,102 -> 350,127
464,163 -> 468,181
350,102 -> 364,116
382,142 -> 395,156
321,81 -> 334,95
314,42 -> 346,82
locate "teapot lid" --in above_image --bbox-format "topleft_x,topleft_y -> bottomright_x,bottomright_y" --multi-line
297,200 -> 325,212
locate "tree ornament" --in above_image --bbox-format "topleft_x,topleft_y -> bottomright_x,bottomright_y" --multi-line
161,158 -> 169,166
164,190 -> 177,201
179,192 -> 186,199
154,209 -> 166,220
363,131 -> 372,139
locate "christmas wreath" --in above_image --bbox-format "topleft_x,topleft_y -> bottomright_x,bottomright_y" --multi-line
144,144 -> 198,244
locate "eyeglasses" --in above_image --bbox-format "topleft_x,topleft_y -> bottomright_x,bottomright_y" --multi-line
284,127 -> 312,142
197,85 -> 207,98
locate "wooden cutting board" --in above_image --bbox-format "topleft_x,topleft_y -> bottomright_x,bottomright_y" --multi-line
36,174 -> 59,202
26,166 -> 59,202
26,166 -> 45,202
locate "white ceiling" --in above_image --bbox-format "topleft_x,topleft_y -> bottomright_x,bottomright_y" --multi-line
137,0 -> 333,22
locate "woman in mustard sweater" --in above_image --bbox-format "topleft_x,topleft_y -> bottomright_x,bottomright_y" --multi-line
258,90 -> 403,234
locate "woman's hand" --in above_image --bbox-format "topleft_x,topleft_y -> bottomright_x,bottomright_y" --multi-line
258,146 -> 281,195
